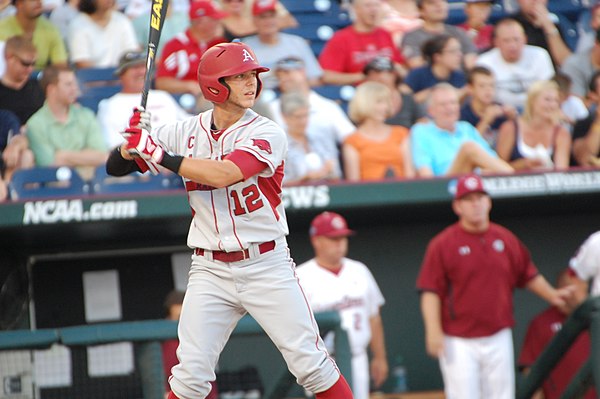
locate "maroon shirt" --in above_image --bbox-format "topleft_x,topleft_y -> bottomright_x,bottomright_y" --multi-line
518,307 -> 596,399
417,222 -> 539,337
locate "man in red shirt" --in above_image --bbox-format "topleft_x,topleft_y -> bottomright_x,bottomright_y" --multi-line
318,0 -> 404,86
518,269 -> 596,399
155,0 -> 227,97
416,173 -> 572,399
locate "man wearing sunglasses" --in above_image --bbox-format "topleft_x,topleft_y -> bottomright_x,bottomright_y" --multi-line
0,35 -> 44,124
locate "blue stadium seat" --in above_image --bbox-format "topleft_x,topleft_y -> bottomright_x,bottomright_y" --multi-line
91,166 -> 174,195
77,85 -> 122,114
9,167 -> 89,200
557,14 -> 580,51
75,67 -> 119,89
548,0 -> 586,23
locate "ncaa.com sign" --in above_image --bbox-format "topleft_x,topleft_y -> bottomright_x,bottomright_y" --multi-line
22,199 -> 138,224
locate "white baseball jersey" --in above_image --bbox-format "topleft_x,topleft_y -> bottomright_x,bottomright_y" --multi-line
569,231 -> 600,296
296,258 -> 385,355
153,108 -> 289,252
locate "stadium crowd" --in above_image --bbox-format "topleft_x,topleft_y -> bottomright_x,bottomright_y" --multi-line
1,0 -> 599,202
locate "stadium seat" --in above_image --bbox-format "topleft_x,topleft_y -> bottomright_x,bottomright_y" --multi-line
77,85 -> 122,114
75,67 -> 119,89
91,166 -> 174,195
9,167 -> 89,200
548,0 -> 586,23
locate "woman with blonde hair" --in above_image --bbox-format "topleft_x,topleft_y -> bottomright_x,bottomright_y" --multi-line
496,80 -> 572,171
342,81 -> 415,181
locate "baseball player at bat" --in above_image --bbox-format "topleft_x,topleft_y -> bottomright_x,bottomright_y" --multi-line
416,174 -> 575,399
105,42 -> 354,399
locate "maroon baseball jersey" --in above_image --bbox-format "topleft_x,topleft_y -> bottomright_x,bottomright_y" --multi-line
416,222 -> 539,337
318,26 -> 404,74
518,307 -> 596,399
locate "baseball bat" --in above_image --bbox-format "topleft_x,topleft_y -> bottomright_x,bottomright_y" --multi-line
141,0 -> 169,108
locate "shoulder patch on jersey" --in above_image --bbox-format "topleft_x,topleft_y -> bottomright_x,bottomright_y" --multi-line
251,138 -> 272,154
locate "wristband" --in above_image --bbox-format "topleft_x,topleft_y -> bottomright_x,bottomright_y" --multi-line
160,152 -> 184,174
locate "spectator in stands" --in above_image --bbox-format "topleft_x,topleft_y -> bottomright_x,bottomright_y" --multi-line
267,57 -> 355,176
363,56 -> 425,128
457,0 -> 494,53
575,3 -> 600,54
0,0 -> 67,69
161,290 -> 219,399
417,172 -> 573,399
49,0 -> 80,42
155,0 -> 227,102
242,0 -> 321,89
0,109 -> 33,201
560,28 -> 600,99
343,81 -> 414,181
411,83 -> 513,177
572,71 -> 600,167
552,72 -> 588,134
68,0 -> 139,68
476,18 -> 555,110
220,0 -> 297,42
379,0 -> 423,47
280,92 -> 339,184
511,0 -> 572,67
97,51 -> 191,148
518,269 -> 596,399
403,34 -> 467,105
26,65 -> 107,180
496,80 -> 571,171
0,36 -> 44,124
460,66 -> 517,149
400,0 -> 478,70
318,0 -> 404,86
132,3 -> 189,60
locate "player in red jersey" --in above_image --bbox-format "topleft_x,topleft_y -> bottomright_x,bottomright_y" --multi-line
416,173 -> 573,399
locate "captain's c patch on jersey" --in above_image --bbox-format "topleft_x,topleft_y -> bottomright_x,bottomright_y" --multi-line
251,139 -> 272,154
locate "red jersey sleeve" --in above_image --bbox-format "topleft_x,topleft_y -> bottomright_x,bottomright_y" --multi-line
156,39 -> 180,78
225,149 -> 269,181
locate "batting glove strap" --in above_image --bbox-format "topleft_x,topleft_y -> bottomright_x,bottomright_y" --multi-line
124,127 -> 165,164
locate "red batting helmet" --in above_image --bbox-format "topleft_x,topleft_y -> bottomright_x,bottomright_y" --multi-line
197,42 -> 269,103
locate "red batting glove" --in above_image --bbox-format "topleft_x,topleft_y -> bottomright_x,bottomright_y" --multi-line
123,127 -> 165,164
128,106 -> 152,132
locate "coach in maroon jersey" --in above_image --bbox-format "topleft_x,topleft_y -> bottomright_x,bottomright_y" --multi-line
416,173 -> 573,399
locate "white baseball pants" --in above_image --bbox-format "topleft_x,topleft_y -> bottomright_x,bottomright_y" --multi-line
439,328 -> 515,399
169,237 -> 340,399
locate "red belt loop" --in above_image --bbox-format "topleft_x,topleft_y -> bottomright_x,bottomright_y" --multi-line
194,241 -> 275,262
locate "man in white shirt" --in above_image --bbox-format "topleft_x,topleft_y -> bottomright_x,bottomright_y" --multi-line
97,51 -> 190,148
266,57 -> 355,179
476,18 -> 554,110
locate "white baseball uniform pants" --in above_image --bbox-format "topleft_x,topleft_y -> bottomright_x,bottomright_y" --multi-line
439,328 -> 514,399
169,237 -> 340,399
351,351 -> 369,399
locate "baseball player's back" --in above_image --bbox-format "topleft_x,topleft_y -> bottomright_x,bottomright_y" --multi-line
106,41 -> 354,399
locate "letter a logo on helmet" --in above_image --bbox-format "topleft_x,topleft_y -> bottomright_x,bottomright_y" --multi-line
242,49 -> 255,62
197,42 -> 269,104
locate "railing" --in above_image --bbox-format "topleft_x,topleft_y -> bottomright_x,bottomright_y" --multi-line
0,312 -> 351,399
516,296 -> 600,399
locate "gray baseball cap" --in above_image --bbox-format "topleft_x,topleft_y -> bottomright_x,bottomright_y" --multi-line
115,51 -> 146,75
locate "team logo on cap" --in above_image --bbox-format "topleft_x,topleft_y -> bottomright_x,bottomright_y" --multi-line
242,49 -> 255,62
464,176 -> 479,190
251,139 -> 272,154
331,216 -> 345,230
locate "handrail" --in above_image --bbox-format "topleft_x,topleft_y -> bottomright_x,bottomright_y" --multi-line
0,311 -> 351,399
516,296 -> 600,399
